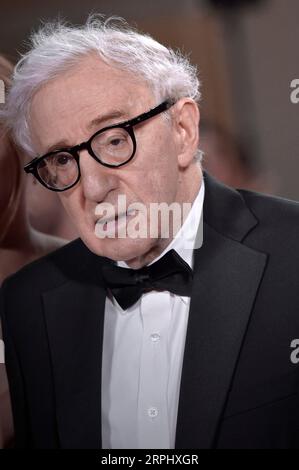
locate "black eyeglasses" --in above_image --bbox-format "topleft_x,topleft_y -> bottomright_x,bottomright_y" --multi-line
24,100 -> 175,192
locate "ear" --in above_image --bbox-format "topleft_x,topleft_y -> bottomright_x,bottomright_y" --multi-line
172,98 -> 200,168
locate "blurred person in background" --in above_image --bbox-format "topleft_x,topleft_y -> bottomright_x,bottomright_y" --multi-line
0,57 -> 67,285
0,58 -> 67,284
0,55 -> 67,448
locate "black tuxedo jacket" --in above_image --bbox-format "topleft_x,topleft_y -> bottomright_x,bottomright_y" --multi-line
1,173 -> 299,449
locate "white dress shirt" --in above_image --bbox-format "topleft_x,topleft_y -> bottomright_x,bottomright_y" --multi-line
101,181 -> 205,449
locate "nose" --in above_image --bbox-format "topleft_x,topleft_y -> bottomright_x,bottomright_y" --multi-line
78,149 -> 119,202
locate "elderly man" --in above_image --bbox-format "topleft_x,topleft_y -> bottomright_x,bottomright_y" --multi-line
1,17 -> 299,449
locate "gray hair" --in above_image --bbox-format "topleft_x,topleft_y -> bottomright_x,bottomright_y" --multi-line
2,15 -> 202,158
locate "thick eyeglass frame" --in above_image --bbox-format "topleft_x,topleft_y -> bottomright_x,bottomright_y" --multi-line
24,99 -> 175,192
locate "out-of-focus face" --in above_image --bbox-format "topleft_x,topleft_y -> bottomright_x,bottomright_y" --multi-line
0,60 -> 17,233
29,54 -> 200,266
0,129 -> 16,223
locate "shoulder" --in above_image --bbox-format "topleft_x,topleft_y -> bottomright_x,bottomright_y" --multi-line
235,189 -> 299,272
1,238 -> 97,299
203,172 -> 299,247
0,238 -> 104,336
239,188 -> 299,224
203,172 -> 299,256
204,172 -> 299,229
239,189 -> 299,241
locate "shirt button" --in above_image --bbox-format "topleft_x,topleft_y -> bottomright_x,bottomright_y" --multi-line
148,407 -> 159,418
150,333 -> 160,342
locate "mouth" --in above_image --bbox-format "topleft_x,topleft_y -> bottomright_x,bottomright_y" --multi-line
96,208 -> 136,226
94,208 -> 137,235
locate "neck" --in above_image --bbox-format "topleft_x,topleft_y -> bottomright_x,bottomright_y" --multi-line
125,162 -> 202,269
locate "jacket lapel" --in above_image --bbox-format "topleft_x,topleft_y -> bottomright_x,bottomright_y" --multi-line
175,174 -> 267,448
41,173 -> 268,449
43,257 -> 107,449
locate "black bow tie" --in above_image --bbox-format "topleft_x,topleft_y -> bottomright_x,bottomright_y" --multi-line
101,249 -> 193,310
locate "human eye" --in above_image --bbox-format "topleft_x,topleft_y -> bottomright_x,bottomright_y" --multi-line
106,132 -> 128,147
47,152 -> 74,167
91,127 -> 132,164
56,153 -> 74,166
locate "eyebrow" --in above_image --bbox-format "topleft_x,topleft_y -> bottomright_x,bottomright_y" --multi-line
87,109 -> 128,131
44,109 -> 129,154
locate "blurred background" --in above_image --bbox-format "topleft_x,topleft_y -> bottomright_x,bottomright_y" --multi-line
0,0 -> 299,242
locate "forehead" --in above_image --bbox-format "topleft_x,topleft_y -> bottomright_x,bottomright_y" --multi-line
29,54 -> 154,150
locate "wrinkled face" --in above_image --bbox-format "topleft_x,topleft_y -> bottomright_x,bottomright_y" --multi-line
29,55 -> 197,265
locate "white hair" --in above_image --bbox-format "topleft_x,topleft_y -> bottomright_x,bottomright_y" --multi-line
2,15 -> 201,158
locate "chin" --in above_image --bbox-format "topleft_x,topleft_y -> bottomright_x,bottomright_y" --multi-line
82,232 -> 156,263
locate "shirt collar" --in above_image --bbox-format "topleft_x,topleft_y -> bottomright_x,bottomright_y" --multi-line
147,179 -> 205,271
114,179 -> 205,307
